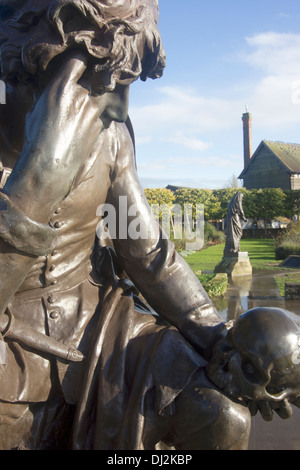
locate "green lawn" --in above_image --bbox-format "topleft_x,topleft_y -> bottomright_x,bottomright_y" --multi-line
182,239 -> 278,273
182,243 -> 224,273
240,239 -> 279,269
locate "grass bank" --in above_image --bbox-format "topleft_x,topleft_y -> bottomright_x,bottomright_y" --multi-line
197,273 -> 228,298
274,272 -> 300,296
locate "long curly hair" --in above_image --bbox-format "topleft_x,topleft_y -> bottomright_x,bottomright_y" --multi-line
0,0 -> 166,92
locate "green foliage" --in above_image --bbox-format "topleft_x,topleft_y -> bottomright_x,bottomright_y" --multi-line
274,221 -> 300,259
212,188 -> 247,218
144,187 -> 295,247
243,188 -> 286,220
284,190 -> 300,218
174,188 -> 213,220
275,220 -> 300,245
275,241 -> 300,260
174,188 -> 212,206
204,222 -> 225,244
144,188 -> 175,206
196,273 -> 228,298
275,273 -> 300,297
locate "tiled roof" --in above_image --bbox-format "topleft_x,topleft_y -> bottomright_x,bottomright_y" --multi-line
239,140 -> 300,178
263,140 -> 300,173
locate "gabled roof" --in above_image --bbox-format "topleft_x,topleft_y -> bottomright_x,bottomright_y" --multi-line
239,140 -> 300,178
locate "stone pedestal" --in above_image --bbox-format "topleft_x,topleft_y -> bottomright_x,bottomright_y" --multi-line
214,252 -> 252,278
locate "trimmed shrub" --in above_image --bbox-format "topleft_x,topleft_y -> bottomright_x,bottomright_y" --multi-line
204,222 -> 225,245
274,221 -> 300,259
275,241 -> 300,260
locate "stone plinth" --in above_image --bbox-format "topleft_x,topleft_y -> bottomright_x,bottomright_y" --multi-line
214,252 -> 252,278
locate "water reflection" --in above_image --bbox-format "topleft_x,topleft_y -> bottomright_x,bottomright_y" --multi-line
214,269 -> 300,322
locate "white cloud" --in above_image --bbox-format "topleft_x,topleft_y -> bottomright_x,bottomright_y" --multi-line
135,135 -> 152,145
162,132 -> 212,152
278,13 -> 291,18
130,85 -> 241,141
242,32 -> 300,128
138,153 -> 240,176
130,32 -> 300,142
245,32 -> 300,76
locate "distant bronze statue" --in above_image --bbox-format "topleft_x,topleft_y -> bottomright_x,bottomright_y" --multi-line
223,192 -> 247,256
215,192 -> 251,277
0,0 -> 297,451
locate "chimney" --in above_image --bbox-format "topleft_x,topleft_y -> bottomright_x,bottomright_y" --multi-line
242,111 -> 252,168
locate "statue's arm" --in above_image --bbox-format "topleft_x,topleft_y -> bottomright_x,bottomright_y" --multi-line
0,53 -> 102,314
107,123 -> 226,357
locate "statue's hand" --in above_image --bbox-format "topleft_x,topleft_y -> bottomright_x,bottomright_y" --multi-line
4,50 -> 103,216
23,51 -> 102,169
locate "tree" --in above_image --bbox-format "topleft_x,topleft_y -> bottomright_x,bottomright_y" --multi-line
144,188 -> 175,206
174,188 -> 213,220
225,174 -> 241,189
284,190 -> 300,219
212,188 -> 247,219
242,188 -> 286,223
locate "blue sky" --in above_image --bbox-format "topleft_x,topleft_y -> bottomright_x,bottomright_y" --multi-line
129,0 -> 300,189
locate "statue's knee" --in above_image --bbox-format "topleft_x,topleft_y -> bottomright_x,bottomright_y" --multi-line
213,394 -> 251,449
169,374 -> 251,450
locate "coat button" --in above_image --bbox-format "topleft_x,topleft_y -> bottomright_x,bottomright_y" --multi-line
49,311 -> 60,319
47,295 -> 55,304
54,221 -> 63,229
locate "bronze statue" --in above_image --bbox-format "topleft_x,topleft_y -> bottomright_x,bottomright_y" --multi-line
0,0 -> 298,450
223,191 -> 247,256
0,0 -> 228,450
